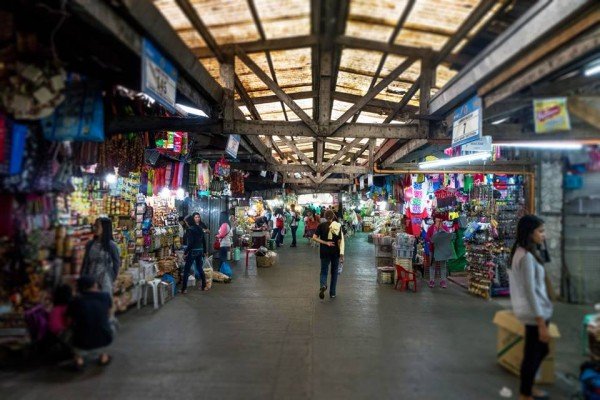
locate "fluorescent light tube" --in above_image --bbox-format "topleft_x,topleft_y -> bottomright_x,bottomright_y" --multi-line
491,117 -> 509,125
176,103 -> 208,117
496,142 -> 583,150
584,60 -> 600,77
418,152 -> 491,169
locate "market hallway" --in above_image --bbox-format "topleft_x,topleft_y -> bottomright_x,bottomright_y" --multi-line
0,233 -> 585,400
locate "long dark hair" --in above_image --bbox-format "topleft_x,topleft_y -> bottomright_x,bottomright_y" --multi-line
510,215 -> 545,266
185,212 -> 200,227
95,217 -> 114,252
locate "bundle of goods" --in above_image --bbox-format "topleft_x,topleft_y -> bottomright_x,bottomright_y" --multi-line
255,246 -> 277,268
373,234 -> 393,258
156,256 -> 178,275
589,316 -> 600,360
393,232 -> 415,260
211,270 -> 232,283
138,259 -> 157,282
377,266 -> 395,284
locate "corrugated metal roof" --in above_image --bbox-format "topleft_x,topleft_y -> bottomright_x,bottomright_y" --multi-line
151,0 -> 511,167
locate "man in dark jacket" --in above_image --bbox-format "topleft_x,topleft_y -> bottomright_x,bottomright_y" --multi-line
181,213 -> 208,293
68,276 -> 113,370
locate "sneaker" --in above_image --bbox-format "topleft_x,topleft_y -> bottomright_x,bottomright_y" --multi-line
428,280 -> 435,288
330,295 -> 336,299
319,286 -> 327,299
440,280 -> 447,289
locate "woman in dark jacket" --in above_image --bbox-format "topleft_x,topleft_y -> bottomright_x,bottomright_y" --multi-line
81,217 -> 120,295
182,213 -> 208,293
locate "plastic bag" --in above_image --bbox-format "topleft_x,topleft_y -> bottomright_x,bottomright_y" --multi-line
338,262 -> 343,274
220,261 -> 233,277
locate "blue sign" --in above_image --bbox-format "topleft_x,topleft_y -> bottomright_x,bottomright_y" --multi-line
142,39 -> 178,113
452,96 -> 482,147
225,134 -> 241,159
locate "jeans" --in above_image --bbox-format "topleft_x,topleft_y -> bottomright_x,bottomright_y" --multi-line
219,246 -> 230,271
429,260 -> 447,282
520,322 -> 550,396
320,255 -> 340,296
272,228 -> 283,246
183,251 -> 206,290
290,226 -> 298,245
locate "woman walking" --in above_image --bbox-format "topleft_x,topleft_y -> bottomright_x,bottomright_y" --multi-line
216,211 -> 233,272
181,213 -> 208,293
81,217 -> 121,295
508,215 -> 553,400
313,210 -> 345,300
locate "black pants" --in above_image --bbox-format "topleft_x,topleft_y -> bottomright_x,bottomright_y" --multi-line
520,322 -> 550,396
182,251 -> 206,291
291,226 -> 298,245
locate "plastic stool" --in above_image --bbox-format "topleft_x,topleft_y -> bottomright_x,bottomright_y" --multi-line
143,279 -> 163,310
395,264 -> 418,292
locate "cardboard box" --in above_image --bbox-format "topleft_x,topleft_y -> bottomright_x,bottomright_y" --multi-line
376,257 -> 393,268
377,266 -> 395,284
493,310 -> 560,384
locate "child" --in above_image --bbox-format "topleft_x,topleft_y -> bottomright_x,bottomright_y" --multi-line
68,276 -> 113,370
48,284 -> 73,339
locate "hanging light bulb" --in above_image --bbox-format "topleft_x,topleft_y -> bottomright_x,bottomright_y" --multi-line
105,173 -> 117,184
159,187 -> 171,198
176,188 -> 185,200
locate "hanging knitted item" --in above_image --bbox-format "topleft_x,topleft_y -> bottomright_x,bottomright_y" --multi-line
198,161 -> 211,191
147,169 -> 154,197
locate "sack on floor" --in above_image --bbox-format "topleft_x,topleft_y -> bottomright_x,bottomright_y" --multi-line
581,360 -> 600,399
220,261 -> 232,277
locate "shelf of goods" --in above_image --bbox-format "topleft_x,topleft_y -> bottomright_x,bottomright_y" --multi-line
464,184 -> 524,299
362,216 -> 374,232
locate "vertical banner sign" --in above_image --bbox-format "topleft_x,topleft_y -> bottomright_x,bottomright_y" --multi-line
359,177 -> 364,190
225,134 -> 241,159
533,98 -> 571,133
452,96 -> 482,147
368,174 -> 374,187
142,39 -> 178,113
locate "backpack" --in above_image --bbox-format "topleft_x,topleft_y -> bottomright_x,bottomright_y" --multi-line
276,216 -> 284,229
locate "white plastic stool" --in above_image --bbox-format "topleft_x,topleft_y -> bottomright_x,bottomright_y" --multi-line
143,279 -> 163,310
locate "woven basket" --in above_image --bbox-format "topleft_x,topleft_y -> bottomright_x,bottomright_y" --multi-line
256,255 -> 275,268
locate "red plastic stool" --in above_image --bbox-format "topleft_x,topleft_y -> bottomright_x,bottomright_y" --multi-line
394,264 -> 418,292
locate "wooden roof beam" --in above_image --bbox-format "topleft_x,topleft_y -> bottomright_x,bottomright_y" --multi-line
381,139 -> 428,167
192,35 -> 319,58
236,47 -> 319,133
429,0 -> 593,116
330,57 -> 416,132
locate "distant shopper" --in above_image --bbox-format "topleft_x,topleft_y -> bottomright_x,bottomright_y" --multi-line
508,215 -> 553,400
319,210 -> 327,224
289,204 -> 300,247
81,217 -> 120,295
272,209 -> 285,247
182,213 -> 208,293
216,211 -> 232,272
313,210 -> 345,299
425,212 -> 450,288
304,212 -> 319,243
68,276 -> 113,370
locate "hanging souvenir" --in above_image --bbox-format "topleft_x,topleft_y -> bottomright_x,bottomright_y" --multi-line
214,157 -> 231,178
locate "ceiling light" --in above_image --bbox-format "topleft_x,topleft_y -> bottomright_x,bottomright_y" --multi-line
584,59 -> 600,77
491,117 -> 509,125
176,103 -> 208,117
418,152 -> 491,169
495,141 -> 583,150
176,188 -> 185,200
105,173 -> 117,184
159,187 -> 171,198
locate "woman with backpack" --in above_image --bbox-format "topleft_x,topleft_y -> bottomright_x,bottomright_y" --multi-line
508,215 -> 553,400
181,213 -> 208,293
81,217 -> 121,295
313,210 -> 345,300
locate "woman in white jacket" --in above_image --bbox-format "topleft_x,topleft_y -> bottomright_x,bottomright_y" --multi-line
508,215 -> 553,400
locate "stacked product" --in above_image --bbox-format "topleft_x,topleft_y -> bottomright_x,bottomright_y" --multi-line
373,234 -> 393,268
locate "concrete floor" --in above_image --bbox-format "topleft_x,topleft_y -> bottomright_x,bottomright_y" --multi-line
0,231 -> 590,400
